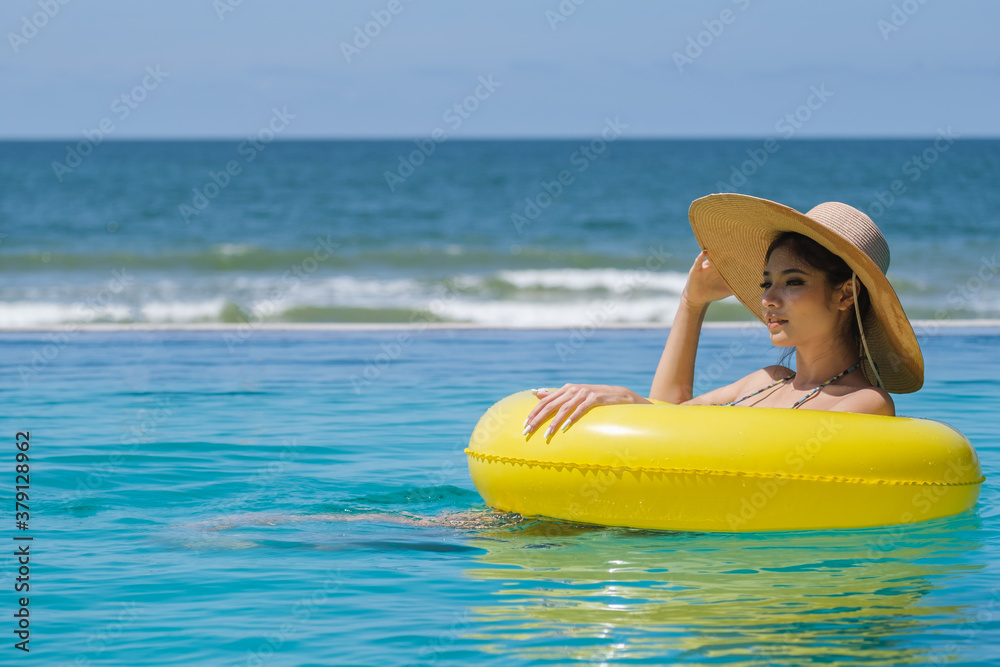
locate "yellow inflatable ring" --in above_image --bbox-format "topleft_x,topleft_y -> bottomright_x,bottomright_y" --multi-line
466,391 -> 984,532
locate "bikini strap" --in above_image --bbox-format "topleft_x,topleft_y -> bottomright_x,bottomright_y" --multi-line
791,362 -> 860,409
719,372 -> 795,407
718,361 -> 861,408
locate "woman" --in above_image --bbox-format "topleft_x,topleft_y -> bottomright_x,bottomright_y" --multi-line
524,193 -> 923,437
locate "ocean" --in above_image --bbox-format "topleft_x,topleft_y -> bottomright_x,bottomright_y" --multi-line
1,138 -> 998,328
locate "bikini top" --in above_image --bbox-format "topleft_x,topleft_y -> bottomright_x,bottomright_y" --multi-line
719,362 -> 861,409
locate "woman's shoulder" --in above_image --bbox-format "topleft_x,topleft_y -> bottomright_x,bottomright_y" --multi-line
734,365 -> 895,416
829,384 -> 896,416
761,364 -> 795,380
683,364 -> 793,406
727,365 -> 795,396
738,364 -> 795,388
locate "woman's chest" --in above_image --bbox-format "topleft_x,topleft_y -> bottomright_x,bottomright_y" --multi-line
740,382 -> 848,410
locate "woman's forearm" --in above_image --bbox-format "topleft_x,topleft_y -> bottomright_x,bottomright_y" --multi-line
649,295 -> 709,403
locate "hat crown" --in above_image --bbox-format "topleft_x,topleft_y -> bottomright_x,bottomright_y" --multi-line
805,202 -> 890,274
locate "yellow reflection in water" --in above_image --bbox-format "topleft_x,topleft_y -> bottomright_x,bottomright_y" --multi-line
462,513 -> 984,665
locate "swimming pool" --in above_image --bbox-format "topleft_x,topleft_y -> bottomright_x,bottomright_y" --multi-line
3,325 -> 997,665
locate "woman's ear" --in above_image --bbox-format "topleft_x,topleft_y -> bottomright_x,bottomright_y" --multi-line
835,279 -> 856,311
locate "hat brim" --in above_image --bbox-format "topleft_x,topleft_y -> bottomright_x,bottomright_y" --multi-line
688,194 -> 923,393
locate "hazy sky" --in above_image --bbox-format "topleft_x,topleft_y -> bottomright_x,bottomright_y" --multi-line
2,0 -> 998,139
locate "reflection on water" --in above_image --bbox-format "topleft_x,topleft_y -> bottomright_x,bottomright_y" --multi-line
173,505 -> 990,665
463,513 -> 986,666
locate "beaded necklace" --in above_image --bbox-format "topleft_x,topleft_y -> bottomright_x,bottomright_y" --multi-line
720,362 -> 861,409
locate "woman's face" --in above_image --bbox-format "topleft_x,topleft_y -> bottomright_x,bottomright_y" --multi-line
760,245 -> 848,348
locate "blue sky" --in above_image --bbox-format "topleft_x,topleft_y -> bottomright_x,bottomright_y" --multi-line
2,0 -> 998,139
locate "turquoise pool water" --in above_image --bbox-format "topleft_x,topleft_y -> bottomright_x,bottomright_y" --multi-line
3,326 -> 998,665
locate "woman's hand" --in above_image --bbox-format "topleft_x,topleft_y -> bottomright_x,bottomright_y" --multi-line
682,250 -> 733,306
523,384 -> 651,438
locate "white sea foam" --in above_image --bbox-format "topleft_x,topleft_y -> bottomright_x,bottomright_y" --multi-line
233,274 -> 422,301
430,296 -> 683,327
0,301 -> 134,327
491,268 -> 689,294
140,299 -> 229,323
0,268 -> 704,327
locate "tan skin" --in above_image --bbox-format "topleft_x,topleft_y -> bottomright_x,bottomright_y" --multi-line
524,246 -> 895,438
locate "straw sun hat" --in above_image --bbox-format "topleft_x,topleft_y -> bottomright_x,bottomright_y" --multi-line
688,193 -> 923,394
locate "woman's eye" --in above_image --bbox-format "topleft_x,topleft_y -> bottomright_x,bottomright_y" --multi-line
787,279 -> 804,286
759,282 -> 771,289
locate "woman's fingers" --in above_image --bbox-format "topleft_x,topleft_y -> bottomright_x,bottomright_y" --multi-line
524,384 -> 579,436
685,249 -> 733,303
523,384 -> 648,437
543,390 -> 589,437
523,384 -> 610,438
523,387 -> 557,429
555,393 -> 598,435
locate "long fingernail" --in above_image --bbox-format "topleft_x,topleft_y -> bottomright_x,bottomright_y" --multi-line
544,426 -> 552,438
561,421 -> 571,432
522,418 -> 528,428
522,425 -> 531,435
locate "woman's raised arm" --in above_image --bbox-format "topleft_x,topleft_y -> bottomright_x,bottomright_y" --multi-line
649,250 -> 733,403
523,250 -> 735,437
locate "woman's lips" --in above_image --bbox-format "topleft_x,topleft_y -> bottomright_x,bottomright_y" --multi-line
767,318 -> 787,330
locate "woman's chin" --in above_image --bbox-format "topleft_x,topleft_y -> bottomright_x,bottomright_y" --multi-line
768,331 -> 793,347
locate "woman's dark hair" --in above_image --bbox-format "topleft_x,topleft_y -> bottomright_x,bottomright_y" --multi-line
765,231 -> 871,357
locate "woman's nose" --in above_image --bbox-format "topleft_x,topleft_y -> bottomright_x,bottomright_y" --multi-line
761,285 -> 779,309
